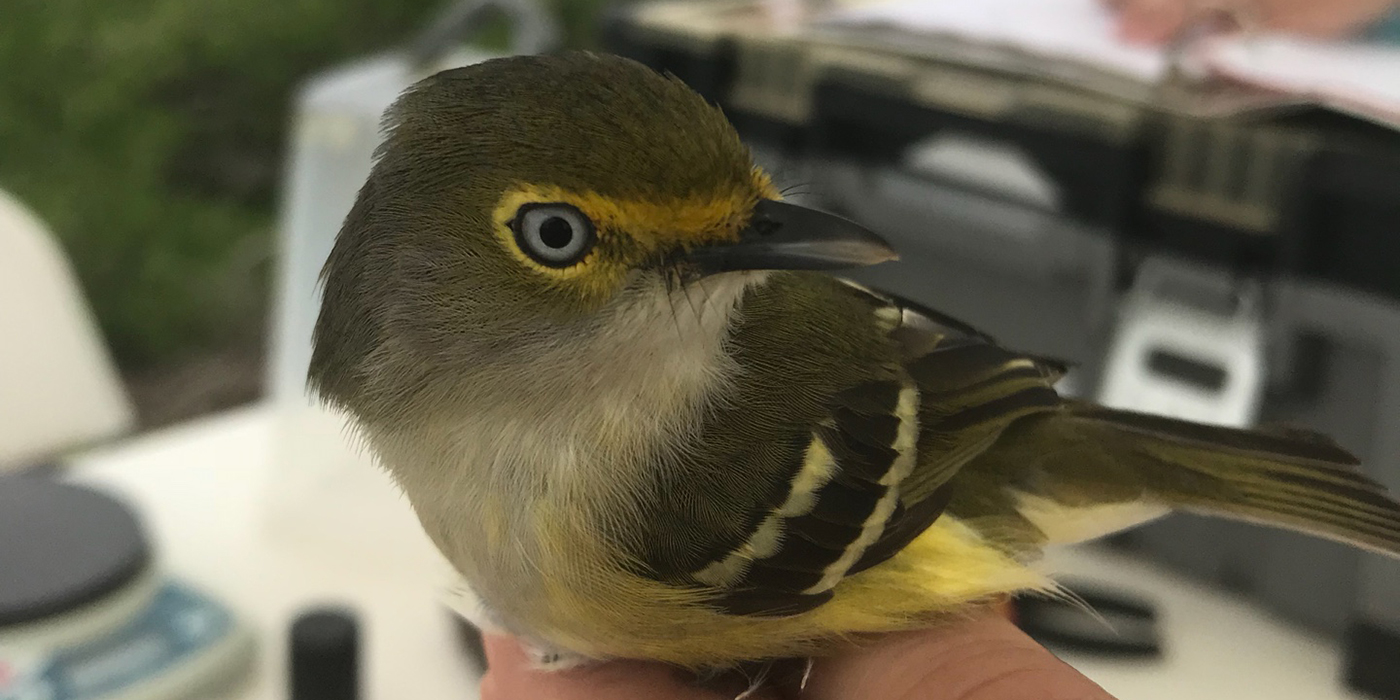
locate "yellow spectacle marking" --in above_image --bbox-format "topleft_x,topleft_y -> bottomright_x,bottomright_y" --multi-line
490,168 -> 779,286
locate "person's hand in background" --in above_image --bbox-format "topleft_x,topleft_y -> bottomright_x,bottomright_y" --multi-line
479,613 -> 1117,700
1107,0 -> 1399,44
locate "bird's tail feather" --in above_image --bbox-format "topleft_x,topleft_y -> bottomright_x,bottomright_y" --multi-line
990,405 -> 1400,558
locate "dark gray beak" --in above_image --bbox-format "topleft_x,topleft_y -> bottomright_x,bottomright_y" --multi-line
685,200 -> 897,275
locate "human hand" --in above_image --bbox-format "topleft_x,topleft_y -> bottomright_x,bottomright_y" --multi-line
1105,0 -> 1398,44
478,613 -> 1117,700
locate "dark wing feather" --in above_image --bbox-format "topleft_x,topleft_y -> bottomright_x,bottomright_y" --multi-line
850,482 -> 957,575
707,379 -> 904,617
695,284 -> 1070,617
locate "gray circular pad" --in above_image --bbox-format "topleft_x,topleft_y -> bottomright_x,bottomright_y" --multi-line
0,474 -> 150,627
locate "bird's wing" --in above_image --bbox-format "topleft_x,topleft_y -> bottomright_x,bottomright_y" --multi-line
639,277 -> 1400,621
845,285 -> 1069,571
693,375 -> 925,617
668,281 -> 1068,617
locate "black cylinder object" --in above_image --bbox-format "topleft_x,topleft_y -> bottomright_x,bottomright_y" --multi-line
290,607 -> 361,700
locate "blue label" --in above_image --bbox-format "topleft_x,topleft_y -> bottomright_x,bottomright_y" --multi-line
1,583 -> 235,700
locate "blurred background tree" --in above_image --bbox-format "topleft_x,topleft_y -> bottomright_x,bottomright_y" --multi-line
0,0 -> 612,426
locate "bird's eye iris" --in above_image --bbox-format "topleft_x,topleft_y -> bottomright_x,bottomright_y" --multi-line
512,203 -> 596,268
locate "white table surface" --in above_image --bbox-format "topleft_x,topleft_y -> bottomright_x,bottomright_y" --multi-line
67,405 -> 479,700
65,404 -> 1369,700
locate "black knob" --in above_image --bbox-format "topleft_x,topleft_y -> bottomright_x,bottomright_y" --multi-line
290,607 -> 360,700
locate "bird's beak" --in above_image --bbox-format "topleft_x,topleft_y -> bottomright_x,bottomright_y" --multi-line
684,200 -> 897,275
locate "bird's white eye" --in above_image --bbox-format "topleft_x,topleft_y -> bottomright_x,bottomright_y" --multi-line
511,203 -> 596,268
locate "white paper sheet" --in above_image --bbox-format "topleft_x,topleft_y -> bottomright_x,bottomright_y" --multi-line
824,0 -> 1170,82
823,0 -> 1400,123
1203,36 -> 1400,121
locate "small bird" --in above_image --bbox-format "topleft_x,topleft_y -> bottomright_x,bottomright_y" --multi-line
310,51 -> 1400,671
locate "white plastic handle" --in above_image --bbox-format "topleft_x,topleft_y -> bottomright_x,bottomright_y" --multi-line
1098,259 -> 1266,428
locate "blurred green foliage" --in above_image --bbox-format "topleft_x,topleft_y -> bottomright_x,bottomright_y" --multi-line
0,0 -> 610,368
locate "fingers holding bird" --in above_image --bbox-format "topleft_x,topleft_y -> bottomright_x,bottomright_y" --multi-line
806,614 -> 1117,700
480,614 -> 1119,700
479,636 -> 779,700
1107,0 -> 1397,43
1109,0 -> 1194,44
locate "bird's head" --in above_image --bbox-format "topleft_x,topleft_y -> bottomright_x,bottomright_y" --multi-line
310,52 -> 893,418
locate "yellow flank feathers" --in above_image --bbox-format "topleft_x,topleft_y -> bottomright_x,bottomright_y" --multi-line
533,513 -> 1049,669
